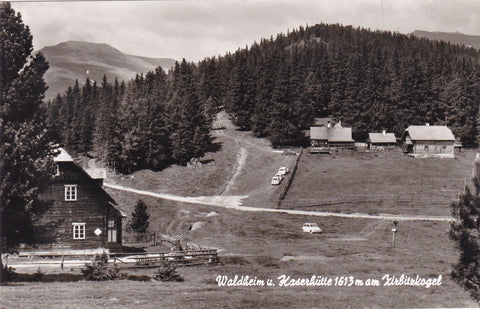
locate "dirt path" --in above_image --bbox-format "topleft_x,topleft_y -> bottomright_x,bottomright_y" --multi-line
220,147 -> 247,195
212,111 -> 276,154
103,183 -> 454,222
104,111 -> 454,223
210,111 -> 297,206
104,182 -> 248,207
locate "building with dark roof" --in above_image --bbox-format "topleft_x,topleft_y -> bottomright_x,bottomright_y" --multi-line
35,148 -> 125,251
402,124 -> 455,158
309,125 -> 355,151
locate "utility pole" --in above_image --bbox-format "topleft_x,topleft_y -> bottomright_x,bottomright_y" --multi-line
392,221 -> 398,248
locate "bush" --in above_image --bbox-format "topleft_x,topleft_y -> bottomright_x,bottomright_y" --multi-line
153,263 -> 184,282
1,266 -> 16,282
32,268 -> 45,282
81,252 -> 126,281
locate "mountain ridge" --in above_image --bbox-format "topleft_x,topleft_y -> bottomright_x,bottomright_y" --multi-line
410,30 -> 480,49
39,41 -> 176,101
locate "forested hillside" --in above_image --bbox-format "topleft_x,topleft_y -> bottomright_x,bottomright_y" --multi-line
213,24 -> 480,145
47,23 -> 480,174
47,60 -> 212,173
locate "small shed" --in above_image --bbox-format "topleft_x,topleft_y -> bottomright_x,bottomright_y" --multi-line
35,148 -> 125,251
368,131 -> 397,150
310,125 -> 355,150
402,124 -> 455,158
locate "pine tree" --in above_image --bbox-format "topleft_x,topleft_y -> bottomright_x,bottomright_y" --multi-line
450,173 -> 480,301
129,200 -> 149,234
168,59 -> 211,164
225,50 -> 256,130
0,2 -> 52,279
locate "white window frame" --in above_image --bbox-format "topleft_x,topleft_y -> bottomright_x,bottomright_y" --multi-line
55,164 -> 60,176
72,222 -> 86,239
65,185 -> 77,201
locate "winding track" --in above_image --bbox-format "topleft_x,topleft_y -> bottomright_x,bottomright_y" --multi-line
103,182 -> 454,222
104,111 -> 455,223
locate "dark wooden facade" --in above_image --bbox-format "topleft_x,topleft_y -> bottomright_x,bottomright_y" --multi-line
309,126 -> 355,152
35,150 -> 124,250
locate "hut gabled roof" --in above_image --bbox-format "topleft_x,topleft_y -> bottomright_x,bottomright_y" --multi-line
310,126 -> 354,142
404,125 -> 455,141
53,147 -> 74,162
368,132 -> 397,144
53,147 -> 122,212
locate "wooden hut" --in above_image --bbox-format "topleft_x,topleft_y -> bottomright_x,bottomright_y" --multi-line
368,131 -> 397,150
36,148 -> 125,251
402,124 -> 455,158
310,124 -> 355,152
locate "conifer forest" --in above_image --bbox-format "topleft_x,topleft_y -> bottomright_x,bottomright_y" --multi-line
46,23 -> 480,173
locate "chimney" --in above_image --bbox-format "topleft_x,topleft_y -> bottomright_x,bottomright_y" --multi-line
382,130 -> 386,136
426,123 -> 430,127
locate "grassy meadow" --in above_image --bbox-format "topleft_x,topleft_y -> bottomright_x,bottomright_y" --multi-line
2,126 -> 479,307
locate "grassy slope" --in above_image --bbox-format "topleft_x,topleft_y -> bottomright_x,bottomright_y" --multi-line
1,205 -> 477,308
107,133 -> 238,197
2,118 -> 478,307
94,147 -> 480,307
284,150 -> 477,216
107,111 -> 298,207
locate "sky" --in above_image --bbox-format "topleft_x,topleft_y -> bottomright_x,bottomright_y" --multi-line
11,0 -> 480,62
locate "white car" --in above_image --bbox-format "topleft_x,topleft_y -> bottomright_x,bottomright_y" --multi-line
302,223 -> 322,234
275,172 -> 284,180
271,176 -> 282,185
278,167 -> 289,175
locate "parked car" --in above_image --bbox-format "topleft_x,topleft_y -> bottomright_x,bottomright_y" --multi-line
271,176 -> 282,185
275,172 -> 284,180
278,166 -> 289,175
302,223 -> 322,234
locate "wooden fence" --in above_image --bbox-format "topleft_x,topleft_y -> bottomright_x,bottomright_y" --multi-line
122,233 -> 157,246
112,249 -> 219,268
6,249 -> 219,270
278,148 -> 303,202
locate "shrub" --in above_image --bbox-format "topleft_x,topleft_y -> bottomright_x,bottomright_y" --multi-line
153,263 -> 184,282
32,268 -> 45,282
81,252 -> 126,281
1,266 -> 16,282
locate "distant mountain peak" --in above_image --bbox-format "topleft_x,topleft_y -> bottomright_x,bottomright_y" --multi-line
411,30 -> 480,49
39,41 -> 176,101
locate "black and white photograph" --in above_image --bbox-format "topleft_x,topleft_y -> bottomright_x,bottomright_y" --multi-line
2,0 -> 480,307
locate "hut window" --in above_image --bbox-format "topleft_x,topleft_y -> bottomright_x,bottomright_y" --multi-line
442,145 -> 447,150
65,185 -> 77,201
424,145 -> 429,151
72,223 -> 86,239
